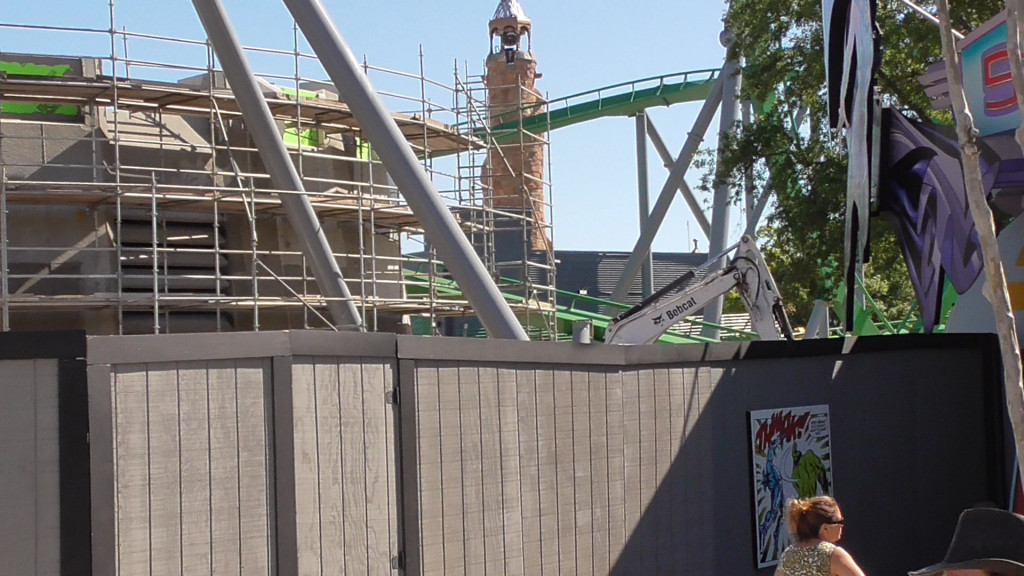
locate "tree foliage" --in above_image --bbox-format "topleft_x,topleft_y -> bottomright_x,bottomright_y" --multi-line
718,0 -> 1003,326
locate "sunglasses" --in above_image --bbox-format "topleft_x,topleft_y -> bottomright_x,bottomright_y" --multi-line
825,518 -> 845,526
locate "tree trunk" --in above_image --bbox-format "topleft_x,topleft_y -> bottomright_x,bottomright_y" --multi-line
1007,0 -> 1024,153
938,0 -> 1024,493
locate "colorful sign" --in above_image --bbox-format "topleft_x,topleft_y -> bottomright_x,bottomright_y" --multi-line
749,405 -> 834,568
961,18 -> 1019,136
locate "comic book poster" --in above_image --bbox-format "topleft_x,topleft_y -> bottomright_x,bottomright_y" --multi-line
749,405 -> 833,568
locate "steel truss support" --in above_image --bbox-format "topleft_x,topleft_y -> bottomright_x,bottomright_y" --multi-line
644,116 -> 712,239
701,48 -> 742,340
611,67 -> 725,304
635,111 -> 654,299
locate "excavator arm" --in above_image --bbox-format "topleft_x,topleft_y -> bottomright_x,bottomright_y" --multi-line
604,236 -> 794,345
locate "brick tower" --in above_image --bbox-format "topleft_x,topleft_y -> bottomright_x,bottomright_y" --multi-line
485,0 -> 551,252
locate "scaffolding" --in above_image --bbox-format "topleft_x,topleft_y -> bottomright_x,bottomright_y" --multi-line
0,15 -> 557,337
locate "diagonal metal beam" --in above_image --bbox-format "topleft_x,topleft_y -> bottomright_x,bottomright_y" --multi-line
645,116 -> 712,238
281,0 -> 529,340
610,67 -> 725,304
744,179 -> 774,236
192,0 -> 362,330
790,105 -> 808,138
742,100 -> 756,223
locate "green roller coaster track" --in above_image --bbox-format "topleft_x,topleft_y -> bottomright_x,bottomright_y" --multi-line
405,267 -> 957,341
442,69 -> 744,341
418,68 -> 741,341
403,269 -> 760,344
233,65 -> 938,338
466,68 -> 721,146
442,66 -> 943,338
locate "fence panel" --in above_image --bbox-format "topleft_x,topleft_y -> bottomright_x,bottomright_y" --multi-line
0,358 -> 61,576
72,330 -> 1010,576
288,354 -> 400,576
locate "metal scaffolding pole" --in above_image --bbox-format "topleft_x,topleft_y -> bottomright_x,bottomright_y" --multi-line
191,0 -> 363,331
610,68 -> 725,304
281,0 -> 529,340
1,168 -> 8,332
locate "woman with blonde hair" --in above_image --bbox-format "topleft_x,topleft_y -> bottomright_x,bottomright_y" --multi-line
774,496 -> 866,576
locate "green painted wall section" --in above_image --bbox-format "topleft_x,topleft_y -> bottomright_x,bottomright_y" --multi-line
355,137 -> 371,161
278,86 -> 323,148
1,60 -> 80,117
283,124 -> 320,148
278,86 -> 320,100
0,61 -> 72,76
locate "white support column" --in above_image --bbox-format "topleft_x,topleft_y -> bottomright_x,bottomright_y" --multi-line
636,111 -> 654,299
701,33 -> 741,340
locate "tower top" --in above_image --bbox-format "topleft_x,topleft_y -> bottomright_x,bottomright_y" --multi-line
489,0 -> 532,55
491,0 -> 530,23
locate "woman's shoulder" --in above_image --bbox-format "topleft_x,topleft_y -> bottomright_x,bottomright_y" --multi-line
829,545 -> 867,576
776,542 -> 835,576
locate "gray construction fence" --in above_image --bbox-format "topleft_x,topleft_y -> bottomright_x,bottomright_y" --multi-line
0,329 -> 1014,575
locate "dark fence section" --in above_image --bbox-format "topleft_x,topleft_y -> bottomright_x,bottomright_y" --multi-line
0,330 -> 1004,574
0,330 -> 88,576
395,334 -> 1006,575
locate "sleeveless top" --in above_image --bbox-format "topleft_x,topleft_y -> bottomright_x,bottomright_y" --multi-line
775,541 -> 835,576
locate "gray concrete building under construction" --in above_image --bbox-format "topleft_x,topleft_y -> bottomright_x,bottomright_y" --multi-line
0,1 -> 557,337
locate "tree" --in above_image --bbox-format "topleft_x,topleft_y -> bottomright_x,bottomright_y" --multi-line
936,0 -> 1024,503
718,0 -> 1003,327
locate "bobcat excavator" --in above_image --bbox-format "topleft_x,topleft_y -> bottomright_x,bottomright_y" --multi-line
604,235 -> 795,345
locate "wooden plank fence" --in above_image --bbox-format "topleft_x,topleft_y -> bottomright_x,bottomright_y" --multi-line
66,331 -> 1009,575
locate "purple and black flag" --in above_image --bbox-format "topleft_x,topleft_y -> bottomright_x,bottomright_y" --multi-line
879,108 -> 1000,332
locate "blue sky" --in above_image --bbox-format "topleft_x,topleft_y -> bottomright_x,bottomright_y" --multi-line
2,0 -> 735,252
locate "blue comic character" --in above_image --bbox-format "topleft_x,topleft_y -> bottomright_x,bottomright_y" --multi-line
758,435 -> 787,557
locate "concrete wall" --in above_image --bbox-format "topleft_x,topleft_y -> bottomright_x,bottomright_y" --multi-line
5,112 -> 402,335
0,121 -> 98,182
4,204 -> 119,332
